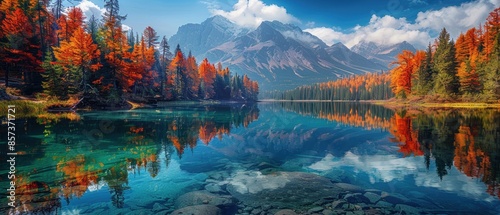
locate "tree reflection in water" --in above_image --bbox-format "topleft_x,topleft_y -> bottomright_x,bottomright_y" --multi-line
277,101 -> 500,199
0,103 -> 259,214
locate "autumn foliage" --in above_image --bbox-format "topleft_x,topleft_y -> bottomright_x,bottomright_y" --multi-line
390,50 -> 425,98
0,0 -> 259,104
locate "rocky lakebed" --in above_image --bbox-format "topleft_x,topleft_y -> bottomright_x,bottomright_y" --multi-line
75,160 -> 451,215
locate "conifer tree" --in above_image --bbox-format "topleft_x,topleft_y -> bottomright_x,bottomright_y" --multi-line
433,28 -> 459,97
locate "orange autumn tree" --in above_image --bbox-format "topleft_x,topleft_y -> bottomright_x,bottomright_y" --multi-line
1,8 -> 41,87
483,7 -> 500,59
199,58 -> 216,99
126,37 -> 156,95
167,47 -> 187,99
53,27 -> 101,95
390,50 -> 425,98
102,17 -> 131,92
455,28 -> 481,94
56,7 -> 84,42
186,52 -> 200,99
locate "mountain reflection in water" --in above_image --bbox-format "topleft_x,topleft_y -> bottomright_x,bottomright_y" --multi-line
0,102 -> 499,214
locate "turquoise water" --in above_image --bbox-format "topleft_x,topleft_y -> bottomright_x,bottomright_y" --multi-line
1,102 -> 499,214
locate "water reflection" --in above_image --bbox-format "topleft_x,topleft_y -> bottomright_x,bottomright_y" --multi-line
1,102 -> 499,214
0,103 -> 259,214
277,102 -> 500,199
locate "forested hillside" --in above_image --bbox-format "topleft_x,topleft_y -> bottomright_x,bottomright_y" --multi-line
0,0 -> 258,107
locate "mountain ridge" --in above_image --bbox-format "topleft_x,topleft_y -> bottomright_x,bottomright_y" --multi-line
169,16 -> 411,90
351,41 -> 417,68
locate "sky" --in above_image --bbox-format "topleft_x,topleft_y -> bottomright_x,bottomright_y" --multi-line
70,0 -> 500,49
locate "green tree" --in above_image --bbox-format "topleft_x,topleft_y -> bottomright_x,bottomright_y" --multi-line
433,28 -> 459,97
414,43 -> 435,95
41,51 -> 64,98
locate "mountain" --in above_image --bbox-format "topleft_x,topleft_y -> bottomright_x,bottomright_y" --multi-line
168,15 -> 248,57
326,43 -> 386,72
170,17 -> 387,90
351,41 -> 417,68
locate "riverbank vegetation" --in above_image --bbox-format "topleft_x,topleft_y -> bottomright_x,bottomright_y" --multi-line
266,7 -> 500,106
0,0 -> 258,109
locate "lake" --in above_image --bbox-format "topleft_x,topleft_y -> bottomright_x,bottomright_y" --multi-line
1,102 -> 499,215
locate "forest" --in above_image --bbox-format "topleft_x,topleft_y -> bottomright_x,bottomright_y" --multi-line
268,7 -> 500,103
0,0 -> 259,108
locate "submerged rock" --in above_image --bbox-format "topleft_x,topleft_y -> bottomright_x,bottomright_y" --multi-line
174,191 -> 236,209
395,204 -> 420,215
343,193 -> 370,204
331,200 -> 347,209
171,205 -> 222,215
205,183 -> 225,193
226,171 -> 343,210
274,209 -> 298,215
308,206 -> 324,213
363,192 -> 381,204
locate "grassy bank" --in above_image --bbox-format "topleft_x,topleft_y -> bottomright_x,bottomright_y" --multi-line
0,98 -> 80,118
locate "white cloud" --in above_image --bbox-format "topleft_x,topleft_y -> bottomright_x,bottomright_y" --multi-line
211,0 -> 299,29
122,24 -> 132,32
415,0 -> 499,38
303,27 -> 348,46
305,0 -> 500,48
308,152 -> 497,202
74,0 -> 105,20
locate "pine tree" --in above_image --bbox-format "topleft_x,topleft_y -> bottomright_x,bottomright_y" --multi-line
433,28 -> 459,97
414,44 -> 435,95
41,51 -> 64,98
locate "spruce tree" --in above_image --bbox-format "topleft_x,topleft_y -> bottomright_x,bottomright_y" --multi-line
415,43 -> 435,95
433,28 -> 459,97
41,51 -> 65,98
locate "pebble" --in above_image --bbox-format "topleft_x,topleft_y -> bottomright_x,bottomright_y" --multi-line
344,193 -> 369,204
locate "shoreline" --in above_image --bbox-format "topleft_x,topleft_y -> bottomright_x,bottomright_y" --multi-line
259,99 -> 500,109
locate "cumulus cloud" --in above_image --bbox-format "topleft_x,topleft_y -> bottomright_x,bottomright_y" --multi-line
211,0 -> 299,29
308,151 -> 497,202
305,0 -> 500,48
415,0 -> 499,38
74,0 -> 105,20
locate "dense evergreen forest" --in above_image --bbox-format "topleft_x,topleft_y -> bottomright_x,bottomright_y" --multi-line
0,0 -> 259,107
267,7 -> 500,102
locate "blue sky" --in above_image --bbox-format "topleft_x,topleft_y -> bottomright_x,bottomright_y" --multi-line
72,0 -> 499,48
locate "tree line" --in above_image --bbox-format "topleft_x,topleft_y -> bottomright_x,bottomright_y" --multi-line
267,7 -> 499,102
0,0 -> 259,106
265,72 -> 394,101
391,7 -> 499,101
